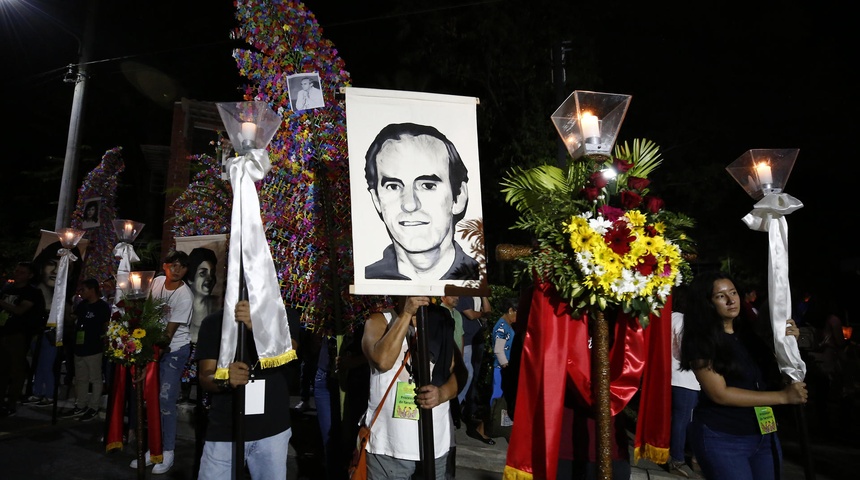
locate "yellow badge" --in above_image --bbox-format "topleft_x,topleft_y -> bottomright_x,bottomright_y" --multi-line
393,381 -> 419,420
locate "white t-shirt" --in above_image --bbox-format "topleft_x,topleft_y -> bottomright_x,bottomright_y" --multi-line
149,276 -> 193,351
365,310 -> 454,460
671,311 -> 701,391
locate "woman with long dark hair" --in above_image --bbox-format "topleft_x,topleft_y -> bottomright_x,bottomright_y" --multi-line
680,271 -> 807,479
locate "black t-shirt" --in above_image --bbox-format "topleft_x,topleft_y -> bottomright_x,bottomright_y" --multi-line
196,310 -> 292,442
0,284 -> 45,337
72,299 -> 111,356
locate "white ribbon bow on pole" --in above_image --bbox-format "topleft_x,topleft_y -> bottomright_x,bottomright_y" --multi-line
217,149 -> 295,378
48,248 -> 78,346
742,193 -> 806,383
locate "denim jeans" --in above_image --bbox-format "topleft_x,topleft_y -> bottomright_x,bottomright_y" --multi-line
457,345 -> 474,404
669,386 -> 698,462
314,367 -> 343,479
31,334 -> 56,398
198,428 -> 291,480
690,421 -> 782,480
367,452 -> 448,480
159,343 -> 191,451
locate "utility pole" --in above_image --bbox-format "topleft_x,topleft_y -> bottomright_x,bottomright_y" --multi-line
551,41 -> 572,167
55,0 -> 98,231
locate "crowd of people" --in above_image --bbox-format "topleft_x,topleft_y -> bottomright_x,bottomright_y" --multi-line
3,243 -> 859,480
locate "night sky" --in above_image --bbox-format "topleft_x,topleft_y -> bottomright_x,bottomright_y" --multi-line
2,1 -> 855,310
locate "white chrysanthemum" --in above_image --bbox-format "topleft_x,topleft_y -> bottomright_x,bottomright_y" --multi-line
588,216 -> 612,235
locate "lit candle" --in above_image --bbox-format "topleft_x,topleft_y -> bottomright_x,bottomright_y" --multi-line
123,222 -> 133,239
581,112 -> 600,139
62,231 -> 74,245
130,272 -> 140,294
756,162 -> 773,184
241,122 -> 257,143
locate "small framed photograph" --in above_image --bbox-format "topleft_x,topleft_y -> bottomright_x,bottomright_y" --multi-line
288,72 -> 325,111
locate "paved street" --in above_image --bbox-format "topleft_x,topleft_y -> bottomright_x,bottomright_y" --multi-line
0,395 -> 857,479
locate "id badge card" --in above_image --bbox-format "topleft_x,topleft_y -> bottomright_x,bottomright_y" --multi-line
76,331 -> 85,345
754,406 -> 777,434
245,379 -> 266,415
393,381 -> 419,420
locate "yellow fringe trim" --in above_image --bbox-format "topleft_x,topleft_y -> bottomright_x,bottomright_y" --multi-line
150,454 -> 163,464
503,465 -> 534,479
633,444 -> 669,465
259,349 -> 297,369
106,441 -> 123,453
213,350 -> 298,380
56,341 -> 63,347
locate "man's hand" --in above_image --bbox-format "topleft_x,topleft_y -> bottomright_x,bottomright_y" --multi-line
415,384 -> 445,409
228,361 -> 251,387
235,300 -> 252,330
403,296 -> 430,321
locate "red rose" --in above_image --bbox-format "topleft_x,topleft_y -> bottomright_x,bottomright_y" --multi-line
644,195 -> 665,213
582,186 -> 600,201
620,190 -> 642,209
627,176 -> 650,191
589,171 -> 609,189
613,157 -> 633,173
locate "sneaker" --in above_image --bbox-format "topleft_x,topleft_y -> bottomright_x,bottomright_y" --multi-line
80,408 -> 99,421
129,450 -> 153,468
667,459 -> 701,478
22,395 -> 42,405
62,406 -> 87,418
35,397 -> 54,407
294,400 -> 310,412
152,450 -> 174,475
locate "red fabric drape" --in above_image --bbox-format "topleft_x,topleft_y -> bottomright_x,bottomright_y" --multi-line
633,295 -> 673,464
503,282 -> 649,479
105,359 -> 163,463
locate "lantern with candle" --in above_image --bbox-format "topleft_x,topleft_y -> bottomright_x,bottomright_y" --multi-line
551,90 -> 632,161
725,148 -> 799,199
215,101 -> 281,156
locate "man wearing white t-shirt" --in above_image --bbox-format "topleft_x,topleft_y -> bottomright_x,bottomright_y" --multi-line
130,251 -> 192,474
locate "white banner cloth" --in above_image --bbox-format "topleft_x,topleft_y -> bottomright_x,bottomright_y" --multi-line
217,149 -> 295,378
742,193 -> 806,382
49,248 -> 78,345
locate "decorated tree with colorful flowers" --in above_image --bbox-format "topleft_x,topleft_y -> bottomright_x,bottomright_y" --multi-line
171,0 -> 386,329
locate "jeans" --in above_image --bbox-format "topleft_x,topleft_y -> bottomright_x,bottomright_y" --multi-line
457,345 -> 474,404
159,343 -> 191,451
198,428 -> 291,480
669,386 -> 698,462
367,452 -> 448,480
314,367 -> 343,479
691,421 -> 782,480
31,334 -> 56,398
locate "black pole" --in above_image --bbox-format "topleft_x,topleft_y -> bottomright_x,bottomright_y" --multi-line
233,261 -> 248,480
415,306 -> 434,479
52,343 -> 63,425
795,404 -> 816,479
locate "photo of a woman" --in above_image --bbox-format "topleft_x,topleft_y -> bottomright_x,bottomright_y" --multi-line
81,198 -> 101,229
184,247 -> 219,343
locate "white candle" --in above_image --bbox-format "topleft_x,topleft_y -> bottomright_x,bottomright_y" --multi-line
756,162 -> 773,184
241,122 -> 257,143
62,231 -> 74,245
123,222 -> 133,238
130,273 -> 140,293
581,112 -> 600,139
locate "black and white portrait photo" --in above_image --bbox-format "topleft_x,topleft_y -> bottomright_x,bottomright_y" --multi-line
81,197 -> 101,229
175,234 -> 227,343
288,72 -> 325,111
346,88 -> 485,296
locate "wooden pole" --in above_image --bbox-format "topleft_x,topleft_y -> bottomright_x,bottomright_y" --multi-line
593,310 -> 612,480
415,306 -> 435,479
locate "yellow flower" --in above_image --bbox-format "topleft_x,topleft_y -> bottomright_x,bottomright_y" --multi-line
625,210 -> 646,227
132,328 -> 146,339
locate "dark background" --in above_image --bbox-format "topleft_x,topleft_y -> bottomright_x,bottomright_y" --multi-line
1,1 -> 855,318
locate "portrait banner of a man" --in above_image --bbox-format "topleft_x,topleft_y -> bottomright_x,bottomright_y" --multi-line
175,234 -> 227,344
345,87 -> 485,296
